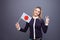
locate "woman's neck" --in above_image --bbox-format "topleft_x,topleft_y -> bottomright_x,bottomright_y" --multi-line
33,16 -> 39,19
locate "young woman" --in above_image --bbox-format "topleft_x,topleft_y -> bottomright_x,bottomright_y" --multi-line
15,7 -> 49,40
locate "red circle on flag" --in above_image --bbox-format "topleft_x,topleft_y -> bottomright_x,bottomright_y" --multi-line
24,16 -> 29,20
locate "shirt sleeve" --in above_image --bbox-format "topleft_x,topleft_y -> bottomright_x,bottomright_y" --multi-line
41,19 -> 48,33
19,22 -> 30,32
17,27 -> 21,31
45,23 -> 48,26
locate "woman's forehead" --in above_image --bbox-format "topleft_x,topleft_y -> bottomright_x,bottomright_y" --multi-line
34,8 -> 40,11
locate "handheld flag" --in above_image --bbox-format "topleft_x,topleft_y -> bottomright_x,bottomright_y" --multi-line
18,12 -> 32,23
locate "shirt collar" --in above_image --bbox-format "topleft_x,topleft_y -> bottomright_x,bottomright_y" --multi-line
33,16 -> 39,19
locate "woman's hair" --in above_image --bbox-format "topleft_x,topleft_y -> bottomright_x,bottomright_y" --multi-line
34,7 -> 42,19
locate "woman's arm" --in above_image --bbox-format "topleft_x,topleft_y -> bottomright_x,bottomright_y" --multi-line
41,19 -> 48,33
20,22 -> 29,32
15,22 -> 29,32
41,16 -> 49,33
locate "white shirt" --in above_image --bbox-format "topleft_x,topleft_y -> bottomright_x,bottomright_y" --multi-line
33,16 -> 39,39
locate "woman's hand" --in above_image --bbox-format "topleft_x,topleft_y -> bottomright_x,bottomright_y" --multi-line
15,22 -> 20,30
45,16 -> 50,25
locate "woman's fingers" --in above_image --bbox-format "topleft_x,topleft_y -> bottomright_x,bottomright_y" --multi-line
45,16 -> 50,24
45,16 -> 49,19
15,22 -> 20,29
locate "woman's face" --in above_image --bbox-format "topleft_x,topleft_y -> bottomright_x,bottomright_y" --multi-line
33,8 -> 41,17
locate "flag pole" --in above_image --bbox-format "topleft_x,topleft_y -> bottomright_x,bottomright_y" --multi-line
17,17 -> 21,23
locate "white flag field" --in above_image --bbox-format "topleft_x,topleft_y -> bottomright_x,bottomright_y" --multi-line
18,12 -> 32,23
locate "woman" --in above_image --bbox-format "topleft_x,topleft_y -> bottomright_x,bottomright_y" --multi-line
15,7 -> 49,40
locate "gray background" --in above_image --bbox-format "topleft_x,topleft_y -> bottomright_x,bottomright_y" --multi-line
0,0 -> 60,40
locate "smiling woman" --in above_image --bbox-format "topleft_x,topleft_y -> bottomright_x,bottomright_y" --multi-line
33,7 -> 42,19
1,0 -> 60,40
15,6 -> 49,40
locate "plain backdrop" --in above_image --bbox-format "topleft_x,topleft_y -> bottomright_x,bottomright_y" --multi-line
0,0 -> 60,40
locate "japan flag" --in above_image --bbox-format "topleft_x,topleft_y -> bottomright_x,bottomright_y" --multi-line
20,12 -> 32,23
